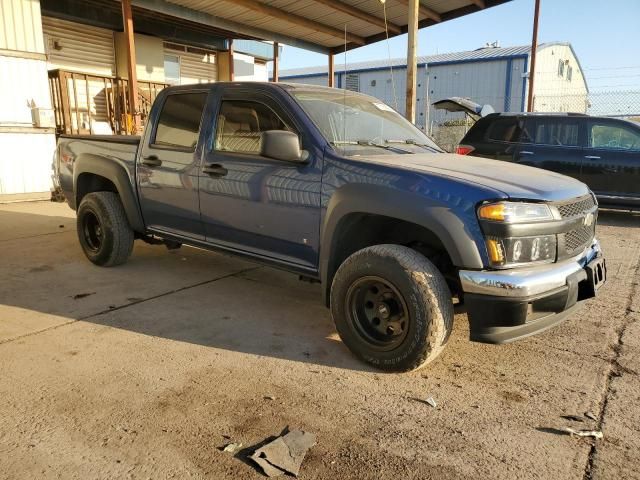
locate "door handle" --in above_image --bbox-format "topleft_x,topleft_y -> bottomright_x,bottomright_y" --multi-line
141,155 -> 162,167
584,155 -> 601,160
520,151 -> 535,155
203,163 -> 228,177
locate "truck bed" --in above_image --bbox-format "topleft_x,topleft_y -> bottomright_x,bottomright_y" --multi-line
56,135 -> 141,209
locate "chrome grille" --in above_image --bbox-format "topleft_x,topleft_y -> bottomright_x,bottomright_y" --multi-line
564,224 -> 595,255
557,196 -> 596,218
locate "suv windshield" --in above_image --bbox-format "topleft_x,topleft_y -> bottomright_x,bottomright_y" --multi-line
290,88 -> 442,156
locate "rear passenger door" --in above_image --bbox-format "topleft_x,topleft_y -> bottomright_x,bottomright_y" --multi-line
513,117 -> 585,180
582,119 -> 640,205
137,90 -> 209,239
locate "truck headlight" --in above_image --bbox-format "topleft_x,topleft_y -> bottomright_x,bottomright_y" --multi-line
486,235 -> 556,267
478,202 -> 554,223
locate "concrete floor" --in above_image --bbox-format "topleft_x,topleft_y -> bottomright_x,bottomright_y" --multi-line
0,201 -> 639,479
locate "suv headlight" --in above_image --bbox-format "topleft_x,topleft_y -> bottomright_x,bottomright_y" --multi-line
478,201 -> 557,267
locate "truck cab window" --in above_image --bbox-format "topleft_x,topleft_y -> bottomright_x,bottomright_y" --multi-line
154,93 -> 207,149
214,100 -> 291,154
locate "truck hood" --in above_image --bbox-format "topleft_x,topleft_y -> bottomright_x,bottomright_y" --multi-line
361,153 -> 590,202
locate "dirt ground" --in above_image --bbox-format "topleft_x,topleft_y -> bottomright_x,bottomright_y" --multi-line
0,201 -> 639,480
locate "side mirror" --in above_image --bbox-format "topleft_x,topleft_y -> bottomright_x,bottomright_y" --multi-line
261,130 -> 305,162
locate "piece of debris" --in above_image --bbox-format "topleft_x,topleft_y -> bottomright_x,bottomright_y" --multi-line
250,430 -> 316,477
221,442 -> 243,453
425,397 -> 437,408
585,412 -> 598,421
564,427 -> 603,439
72,292 -> 95,300
561,414 -> 584,422
264,395 -> 276,401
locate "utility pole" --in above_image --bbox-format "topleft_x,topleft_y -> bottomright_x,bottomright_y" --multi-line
121,0 -> 140,133
527,0 -> 541,112
405,0 -> 419,122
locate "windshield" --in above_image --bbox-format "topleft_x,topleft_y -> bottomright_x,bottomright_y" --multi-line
290,89 -> 443,156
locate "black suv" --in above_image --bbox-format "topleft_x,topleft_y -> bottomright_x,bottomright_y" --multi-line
457,113 -> 640,210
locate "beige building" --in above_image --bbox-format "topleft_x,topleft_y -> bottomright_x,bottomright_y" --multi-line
0,0 -> 274,201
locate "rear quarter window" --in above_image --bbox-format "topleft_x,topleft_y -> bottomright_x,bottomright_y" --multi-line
486,117 -> 521,142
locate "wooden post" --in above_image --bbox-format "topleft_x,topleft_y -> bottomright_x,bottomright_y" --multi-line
272,42 -> 279,82
405,0 -> 419,122
328,53 -> 335,87
527,0 -> 541,112
228,39 -> 235,81
121,0 -> 141,133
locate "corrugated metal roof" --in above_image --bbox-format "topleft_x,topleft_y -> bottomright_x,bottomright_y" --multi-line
281,43 -> 570,77
133,0 -> 513,54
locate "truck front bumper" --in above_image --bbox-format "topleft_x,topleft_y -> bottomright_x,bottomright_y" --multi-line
459,240 -> 606,344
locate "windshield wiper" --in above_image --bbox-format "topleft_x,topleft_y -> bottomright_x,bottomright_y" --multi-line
332,140 -> 412,154
386,139 -> 443,153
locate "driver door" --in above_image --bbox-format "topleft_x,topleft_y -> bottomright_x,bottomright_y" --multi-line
198,88 -> 322,269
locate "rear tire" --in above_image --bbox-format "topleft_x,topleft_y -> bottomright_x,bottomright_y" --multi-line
77,192 -> 134,266
330,244 -> 453,372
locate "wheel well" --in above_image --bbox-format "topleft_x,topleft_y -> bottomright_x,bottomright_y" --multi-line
325,213 -> 459,305
76,173 -> 118,207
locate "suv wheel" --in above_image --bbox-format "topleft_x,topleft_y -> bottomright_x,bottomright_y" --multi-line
330,244 -> 453,372
77,192 -> 134,266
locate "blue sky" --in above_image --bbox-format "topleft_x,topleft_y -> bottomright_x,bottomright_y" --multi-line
277,0 -> 640,91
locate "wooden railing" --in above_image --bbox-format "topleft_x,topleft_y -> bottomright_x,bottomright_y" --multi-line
48,69 -> 169,135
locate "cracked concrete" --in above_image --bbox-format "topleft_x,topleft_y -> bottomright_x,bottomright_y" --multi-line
1,201 -> 639,479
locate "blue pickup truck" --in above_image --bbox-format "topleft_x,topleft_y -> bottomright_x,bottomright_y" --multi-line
55,82 -> 606,372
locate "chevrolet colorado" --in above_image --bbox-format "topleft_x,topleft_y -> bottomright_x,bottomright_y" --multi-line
55,82 -> 606,371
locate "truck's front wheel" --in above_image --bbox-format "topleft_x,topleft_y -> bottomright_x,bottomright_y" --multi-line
330,245 -> 453,372
77,192 -> 134,266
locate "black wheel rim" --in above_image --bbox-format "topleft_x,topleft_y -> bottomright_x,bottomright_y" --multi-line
82,210 -> 104,253
345,276 -> 410,351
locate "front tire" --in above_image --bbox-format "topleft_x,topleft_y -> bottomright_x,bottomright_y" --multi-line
77,192 -> 134,266
330,244 -> 453,372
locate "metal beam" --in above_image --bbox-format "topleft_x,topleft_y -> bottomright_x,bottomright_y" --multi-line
228,39 -> 235,82
310,0 -> 401,34
223,0 -> 366,45
405,0 -> 419,122
527,0 -> 541,112
131,0 -> 331,54
395,0 -> 441,22
121,0 -> 141,133
328,54 -> 335,87
272,42 -> 279,82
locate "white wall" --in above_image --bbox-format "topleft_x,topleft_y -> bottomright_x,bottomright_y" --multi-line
0,0 -> 55,197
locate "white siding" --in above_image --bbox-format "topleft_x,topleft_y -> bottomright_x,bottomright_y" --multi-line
0,131 -> 55,195
530,44 -> 589,112
165,45 -> 217,85
0,0 -> 44,53
0,55 -> 50,124
42,16 -> 115,76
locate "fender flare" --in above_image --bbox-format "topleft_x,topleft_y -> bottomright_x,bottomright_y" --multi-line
319,183 -> 485,296
73,153 -> 145,233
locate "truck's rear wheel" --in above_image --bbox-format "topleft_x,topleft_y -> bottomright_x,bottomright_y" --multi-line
330,244 -> 453,372
77,192 -> 134,266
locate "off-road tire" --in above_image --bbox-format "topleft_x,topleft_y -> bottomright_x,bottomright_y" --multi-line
330,244 -> 453,372
77,192 -> 134,266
